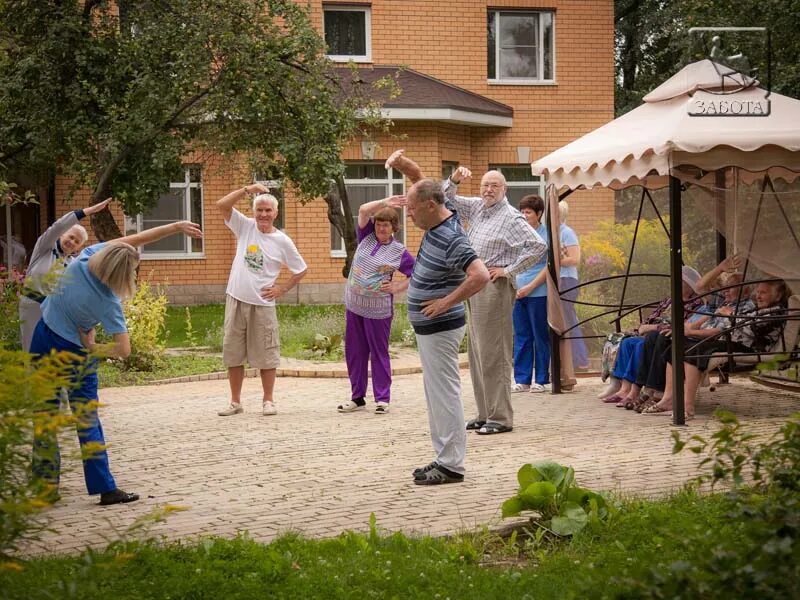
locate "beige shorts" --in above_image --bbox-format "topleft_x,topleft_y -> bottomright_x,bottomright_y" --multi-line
222,295 -> 281,370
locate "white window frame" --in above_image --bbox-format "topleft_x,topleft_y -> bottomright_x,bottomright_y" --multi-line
331,164 -> 405,257
489,164 -> 544,209
488,10 -> 556,85
323,5 -> 372,63
128,166 -> 204,260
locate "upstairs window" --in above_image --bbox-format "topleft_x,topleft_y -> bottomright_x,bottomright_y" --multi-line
488,11 -> 554,83
324,5 -> 371,62
125,165 -> 204,258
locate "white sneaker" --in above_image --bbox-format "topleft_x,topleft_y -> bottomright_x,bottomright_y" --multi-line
530,383 -> 546,393
262,401 -> 277,416
510,383 -> 530,393
218,403 -> 243,416
374,402 -> 390,414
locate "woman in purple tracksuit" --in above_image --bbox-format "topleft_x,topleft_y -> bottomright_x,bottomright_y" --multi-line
337,195 -> 415,415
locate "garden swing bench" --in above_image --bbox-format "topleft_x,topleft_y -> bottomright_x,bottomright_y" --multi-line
531,58 -> 800,424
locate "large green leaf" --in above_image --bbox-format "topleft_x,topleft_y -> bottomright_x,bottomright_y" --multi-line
520,481 -> 557,510
501,496 -> 524,518
530,461 -> 569,488
517,463 -> 544,489
550,501 -> 589,536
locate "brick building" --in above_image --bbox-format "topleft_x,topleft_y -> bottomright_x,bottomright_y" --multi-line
7,0 -> 615,304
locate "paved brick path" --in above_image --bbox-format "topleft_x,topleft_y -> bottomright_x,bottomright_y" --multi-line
25,371 -> 799,555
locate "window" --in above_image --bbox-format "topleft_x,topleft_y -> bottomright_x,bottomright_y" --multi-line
125,165 -> 204,258
253,175 -> 285,230
489,165 -> 544,208
331,162 -> 405,256
323,5 -> 371,62
442,161 -> 459,180
488,11 -> 554,82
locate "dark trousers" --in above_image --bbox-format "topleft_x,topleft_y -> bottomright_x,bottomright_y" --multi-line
635,330 -> 671,392
30,320 -> 117,495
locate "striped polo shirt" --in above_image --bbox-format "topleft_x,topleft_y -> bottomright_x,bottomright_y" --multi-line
407,207 -> 478,335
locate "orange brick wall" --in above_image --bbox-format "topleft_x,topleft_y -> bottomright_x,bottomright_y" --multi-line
48,0 -> 614,303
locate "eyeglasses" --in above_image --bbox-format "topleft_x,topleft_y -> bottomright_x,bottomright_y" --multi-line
480,183 -> 504,190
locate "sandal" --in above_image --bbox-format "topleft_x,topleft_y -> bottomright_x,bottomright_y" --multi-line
337,399 -> 365,413
602,394 -> 624,404
636,398 -> 656,413
641,402 -> 672,415
476,422 -> 513,435
465,418 -> 486,431
413,465 -> 464,485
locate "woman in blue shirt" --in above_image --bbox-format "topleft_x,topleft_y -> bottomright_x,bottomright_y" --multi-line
511,195 -> 550,393
558,201 -> 590,371
31,219 -> 202,505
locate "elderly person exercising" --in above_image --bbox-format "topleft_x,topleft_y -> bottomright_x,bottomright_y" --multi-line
19,198 -> 111,351
31,219 -> 202,505
337,195 -> 415,415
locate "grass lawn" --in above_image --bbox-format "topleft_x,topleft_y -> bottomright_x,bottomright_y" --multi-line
98,355 -> 225,387
1,489 -> 748,599
164,304 -> 413,360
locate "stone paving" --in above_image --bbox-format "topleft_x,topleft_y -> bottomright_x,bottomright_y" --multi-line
25,366 -> 800,555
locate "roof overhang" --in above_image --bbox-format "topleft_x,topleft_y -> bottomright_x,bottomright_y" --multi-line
377,107 -> 512,127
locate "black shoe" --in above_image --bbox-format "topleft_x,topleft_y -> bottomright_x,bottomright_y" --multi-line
412,461 -> 439,479
413,465 -> 464,485
465,418 -> 486,431
99,488 -> 140,506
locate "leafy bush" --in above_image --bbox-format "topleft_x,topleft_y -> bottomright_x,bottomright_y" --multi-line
0,347 -> 75,558
120,279 -> 167,371
501,460 -> 610,537
0,266 -> 24,350
301,333 -> 343,360
614,410 -> 800,598
577,218 -> 701,356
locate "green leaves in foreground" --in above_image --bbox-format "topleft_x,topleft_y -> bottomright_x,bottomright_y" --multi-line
501,460 -> 609,537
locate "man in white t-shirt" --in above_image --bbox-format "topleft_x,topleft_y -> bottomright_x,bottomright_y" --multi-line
216,183 -> 308,417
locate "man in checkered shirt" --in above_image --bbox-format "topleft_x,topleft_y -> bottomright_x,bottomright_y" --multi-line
386,151 -> 546,435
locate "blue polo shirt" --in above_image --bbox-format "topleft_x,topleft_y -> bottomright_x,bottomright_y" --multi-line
41,243 -> 128,346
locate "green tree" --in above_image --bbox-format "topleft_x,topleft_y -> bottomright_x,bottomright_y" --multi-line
615,0 -> 800,116
0,0 -> 384,265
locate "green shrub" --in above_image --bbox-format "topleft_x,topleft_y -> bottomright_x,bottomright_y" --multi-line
577,218 -> 700,356
121,280 -> 167,371
0,267 -> 23,350
0,347 -> 75,558
501,460 -> 611,537
614,411 -> 800,598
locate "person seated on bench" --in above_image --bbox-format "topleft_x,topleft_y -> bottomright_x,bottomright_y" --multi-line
632,269 -> 752,413
646,279 -> 788,419
600,266 -> 704,405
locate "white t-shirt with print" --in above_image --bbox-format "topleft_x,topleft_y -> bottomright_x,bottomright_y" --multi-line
225,208 -> 307,306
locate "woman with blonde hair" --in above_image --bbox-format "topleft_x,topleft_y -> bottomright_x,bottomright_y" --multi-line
30,219 -> 202,505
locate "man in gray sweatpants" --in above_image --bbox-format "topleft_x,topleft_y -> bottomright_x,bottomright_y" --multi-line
405,179 -> 489,485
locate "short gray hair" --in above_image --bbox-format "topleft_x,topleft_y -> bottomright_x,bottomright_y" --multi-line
253,193 -> 278,211
70,224 -> 89,244
558,200 -> 569,223
413,179 -> 445,205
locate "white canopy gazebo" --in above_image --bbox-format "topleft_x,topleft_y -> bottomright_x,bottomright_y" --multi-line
532,59 -> 800,423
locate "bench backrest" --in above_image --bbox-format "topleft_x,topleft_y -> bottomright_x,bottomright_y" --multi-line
770,294 -> 800,354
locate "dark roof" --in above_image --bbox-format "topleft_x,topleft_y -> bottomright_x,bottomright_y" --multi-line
342,66 -> 513,118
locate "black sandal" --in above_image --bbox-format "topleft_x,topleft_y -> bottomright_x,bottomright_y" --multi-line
476,422 -> 513,435
413,466 -> 464,485
465,419 -> 486,431
412,461 -> 439,479
99,489 -> 140,506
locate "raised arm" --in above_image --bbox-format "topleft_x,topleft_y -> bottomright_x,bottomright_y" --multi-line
385,149 -> 424,183
115,221 -> 202,249
696,254 -> 741,294
29,198 -> 112,264
215,183 -> 270,222
357,195 -> 407,229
